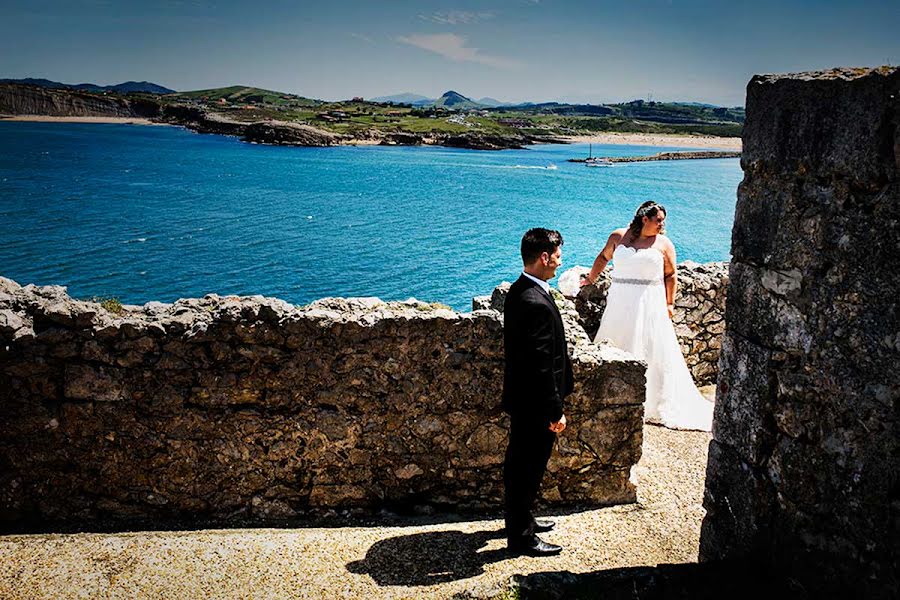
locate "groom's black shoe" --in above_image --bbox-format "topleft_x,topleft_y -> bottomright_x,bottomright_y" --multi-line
534,518 -> 555,533
507,535 -> 563,557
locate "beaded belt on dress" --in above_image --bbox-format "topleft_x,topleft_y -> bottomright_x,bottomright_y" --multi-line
611,276 -> 664,286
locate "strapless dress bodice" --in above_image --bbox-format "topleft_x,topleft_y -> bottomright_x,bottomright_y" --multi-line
611,245 -> 664,282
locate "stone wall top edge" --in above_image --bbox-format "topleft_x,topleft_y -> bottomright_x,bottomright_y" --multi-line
749,66 -> 898,85
3,263 -> 730,324
1,275 -> 655,368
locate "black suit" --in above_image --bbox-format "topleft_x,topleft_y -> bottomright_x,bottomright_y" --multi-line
502,274 -> 574,544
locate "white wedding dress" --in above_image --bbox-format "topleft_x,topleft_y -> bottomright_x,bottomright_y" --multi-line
594,245 -> 713,431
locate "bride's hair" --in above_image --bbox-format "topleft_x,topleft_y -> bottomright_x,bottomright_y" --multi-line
627,201 -> 666,240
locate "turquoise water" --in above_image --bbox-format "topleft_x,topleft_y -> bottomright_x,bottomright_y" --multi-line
0,122 -> 741,310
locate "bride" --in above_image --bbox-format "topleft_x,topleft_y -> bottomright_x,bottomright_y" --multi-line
580,201 -> 713,431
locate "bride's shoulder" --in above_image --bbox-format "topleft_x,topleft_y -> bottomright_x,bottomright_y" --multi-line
657,234 -> 675,249
608,228 -> 628,242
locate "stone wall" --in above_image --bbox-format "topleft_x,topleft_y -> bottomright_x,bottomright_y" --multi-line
0,276 -> 644,532
700,67 -> 900,598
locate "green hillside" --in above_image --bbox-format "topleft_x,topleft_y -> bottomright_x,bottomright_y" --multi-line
171,86 -> 321,107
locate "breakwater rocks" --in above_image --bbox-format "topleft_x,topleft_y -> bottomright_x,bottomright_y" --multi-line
700,66 -> 900,597
0,276 -> 644,532
569,151 -> 741,163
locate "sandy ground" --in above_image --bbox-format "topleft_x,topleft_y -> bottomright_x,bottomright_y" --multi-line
563,133 -> 741,151
0,115 -> 158,125
0,424 -> 712,599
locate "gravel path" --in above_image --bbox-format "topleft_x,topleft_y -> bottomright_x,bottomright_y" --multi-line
0,425 -> 711,599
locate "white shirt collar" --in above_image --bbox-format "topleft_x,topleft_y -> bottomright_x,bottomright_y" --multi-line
522,272 -> 551,294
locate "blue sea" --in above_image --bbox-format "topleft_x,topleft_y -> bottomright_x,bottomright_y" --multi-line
0,122 -> 742,311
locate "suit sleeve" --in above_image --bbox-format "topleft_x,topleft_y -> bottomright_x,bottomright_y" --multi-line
522,299 -> 564,422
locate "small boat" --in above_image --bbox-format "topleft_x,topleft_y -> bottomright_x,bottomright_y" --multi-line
547,163 -> 558,170
584,143 -> 612,167
585,157 -> 612,167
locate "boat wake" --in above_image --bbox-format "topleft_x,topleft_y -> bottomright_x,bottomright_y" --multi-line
508,164 -> 558,170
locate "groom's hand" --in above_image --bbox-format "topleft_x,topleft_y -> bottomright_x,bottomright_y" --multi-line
549,414 -> 567,433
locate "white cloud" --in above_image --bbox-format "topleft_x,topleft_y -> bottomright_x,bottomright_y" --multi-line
418,11 -> 495,25
349,32 -> 373,43
396,33 -> 521,69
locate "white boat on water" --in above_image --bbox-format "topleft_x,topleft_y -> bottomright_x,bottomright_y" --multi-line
584,143 -> 612,167
585,157 -> 612,167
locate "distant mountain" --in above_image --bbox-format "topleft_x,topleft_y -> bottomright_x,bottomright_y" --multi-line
172,86 -> 321,107
433,90 -> 484,110
476,97 -> 510,107
369,93 -> 434,105
0,78 -> 70,89
677,101 -> 721,108
370,91 -> 496,110
0,78 -> 176,94
110,81 -> 176,94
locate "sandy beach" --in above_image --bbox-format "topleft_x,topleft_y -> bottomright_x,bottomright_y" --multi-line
0,115 -> 158,125
564,133 -> 741,151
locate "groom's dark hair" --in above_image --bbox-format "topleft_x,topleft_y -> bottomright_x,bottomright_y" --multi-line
521,228 -> 563,265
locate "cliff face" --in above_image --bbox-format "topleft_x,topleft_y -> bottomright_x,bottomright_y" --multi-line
0,84 -> 160,118
0,276 -> 644,532
700,67 -> 899,598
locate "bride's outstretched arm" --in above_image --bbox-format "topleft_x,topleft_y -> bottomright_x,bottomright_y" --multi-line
662,238 -> 678,318
581,230 -> 624,286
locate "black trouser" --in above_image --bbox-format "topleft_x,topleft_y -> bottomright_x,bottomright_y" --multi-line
503,414 -> 556,544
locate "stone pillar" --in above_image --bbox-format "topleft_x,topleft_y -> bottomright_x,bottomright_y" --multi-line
700,67 -> 899,598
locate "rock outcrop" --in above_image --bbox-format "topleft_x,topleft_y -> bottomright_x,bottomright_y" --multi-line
699,67 -> 900,598
0,277 -> 644,532
154,105 -> 341,147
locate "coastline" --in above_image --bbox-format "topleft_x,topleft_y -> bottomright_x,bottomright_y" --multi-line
1,115 -> 742,151
0,115 -> 159,125
563,133 -> 742,150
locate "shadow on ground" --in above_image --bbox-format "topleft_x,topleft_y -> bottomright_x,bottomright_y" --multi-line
346,528 -> 509,586
508,561 -> 807,600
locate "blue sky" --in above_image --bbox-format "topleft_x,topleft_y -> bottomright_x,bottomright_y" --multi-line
1,0 -> 897,106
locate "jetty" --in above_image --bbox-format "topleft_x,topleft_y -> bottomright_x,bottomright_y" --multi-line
568,150 -> 740,163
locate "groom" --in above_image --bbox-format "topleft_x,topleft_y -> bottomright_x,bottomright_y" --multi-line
502,227 -> 573,556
